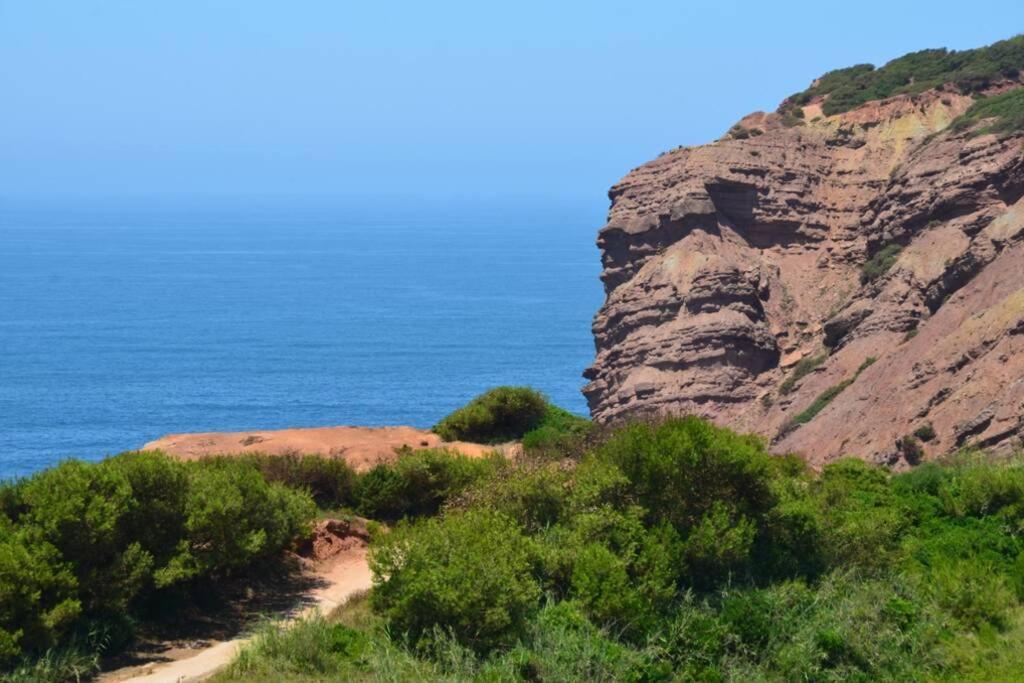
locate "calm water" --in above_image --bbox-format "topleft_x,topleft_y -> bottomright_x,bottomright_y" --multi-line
0,202 -> 605,479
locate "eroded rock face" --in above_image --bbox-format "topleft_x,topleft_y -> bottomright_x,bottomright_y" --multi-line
584,86 -> 1024,467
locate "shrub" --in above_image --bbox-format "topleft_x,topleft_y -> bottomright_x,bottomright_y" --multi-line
914,423 -> 937,442
355,449 -> 499,521
223,614 -> 365,678
861,244 -> 903,284
104,452 -> 189,568
783,35 -> 1024,116
940,458 -> 1024,520
781,378 -> 854,434
370,509 -> 541,653
433,387 -> 548,443
813,460 -> 907,568
0,529 -> 80,665
353,464 -> 407,520
898,435 -> 925,465
237,453 -> 356,508
589,418 -> 777,537
570,543 -> 648,631
520,405 -> 592,455
458,460 -> 571,532
389,448 -> 499,518
17,460 -> 152,614
163,461 -> 315,582
928,560 -> 1014,630
1,453 -> 318,667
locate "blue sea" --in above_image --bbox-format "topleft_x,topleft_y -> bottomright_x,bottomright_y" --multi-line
0,200 -> 605,480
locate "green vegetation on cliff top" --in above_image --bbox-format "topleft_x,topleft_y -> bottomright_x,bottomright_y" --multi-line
786,34 -> 1024,116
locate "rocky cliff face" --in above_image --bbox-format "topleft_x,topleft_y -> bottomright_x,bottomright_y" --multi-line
584,74 -> 1024,467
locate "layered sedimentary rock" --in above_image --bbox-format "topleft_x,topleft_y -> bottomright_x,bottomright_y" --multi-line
584,81 -> 1024,467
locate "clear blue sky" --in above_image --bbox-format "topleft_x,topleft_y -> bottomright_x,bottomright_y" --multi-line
1,1 -> 1020,206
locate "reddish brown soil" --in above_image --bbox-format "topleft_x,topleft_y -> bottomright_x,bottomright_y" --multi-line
143,425 -> 513,471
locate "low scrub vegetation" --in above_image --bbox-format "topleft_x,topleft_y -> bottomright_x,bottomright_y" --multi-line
218,417 -> 1024,682
786,35 -> 1024,115
779,352 -> 827,395
779,357 -> 876,437
861,243 -> 903,284
951,86 -> 1024,136
434,386 -> 591,449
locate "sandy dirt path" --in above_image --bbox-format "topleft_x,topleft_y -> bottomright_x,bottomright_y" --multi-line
100,551 -> 373,683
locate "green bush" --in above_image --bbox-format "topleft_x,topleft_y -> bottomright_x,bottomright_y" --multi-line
0,453 -> 317,667
222,614 -> 366,679
861,243 -> 903,284
353,465 -> 406,520
163,461 -> 315,582
355,449 -> 499,521
235,453 -> 356,508
17,460 -> 152,614
458,460 -> 571,532
370,509 -> 541,653
0,528 -> 80,665
433,387 -> 549,443
588,417 -> 777,537
520,405 -> 592,454
914,423 -> 937,442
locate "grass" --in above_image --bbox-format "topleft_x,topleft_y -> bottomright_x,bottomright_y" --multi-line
784,34 -> 1024,116
779,357 -> 876,437
779,352 -> 827,395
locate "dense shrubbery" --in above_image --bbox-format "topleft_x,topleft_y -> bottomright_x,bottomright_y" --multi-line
433,387 -> 590,449
222,417 -> 1024,682
0,452 -> 316,671
0,442 -> 505,675
354,448 -> 501,520
786,34 -> 1024,115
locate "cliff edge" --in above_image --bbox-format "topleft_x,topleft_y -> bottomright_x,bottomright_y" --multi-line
584,36 -> 1024,467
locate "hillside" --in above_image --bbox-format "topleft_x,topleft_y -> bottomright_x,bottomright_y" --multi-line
584,35 -> 1024,467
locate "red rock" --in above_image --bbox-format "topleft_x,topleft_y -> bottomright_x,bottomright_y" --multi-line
585,80 -> 1024,468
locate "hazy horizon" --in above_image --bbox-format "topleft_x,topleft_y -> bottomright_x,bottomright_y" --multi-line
2,1 -> 1021,206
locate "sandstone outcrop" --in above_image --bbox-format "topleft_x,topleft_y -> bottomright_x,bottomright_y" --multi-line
584,61 -> 1024,467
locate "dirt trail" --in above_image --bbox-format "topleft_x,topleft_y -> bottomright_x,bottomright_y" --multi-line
100,523 -> 373,683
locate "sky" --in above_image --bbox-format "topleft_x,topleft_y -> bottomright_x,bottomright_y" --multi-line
1,1 -> 1021,208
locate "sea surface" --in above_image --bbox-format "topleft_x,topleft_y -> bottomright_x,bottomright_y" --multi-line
0,201 -> 606,479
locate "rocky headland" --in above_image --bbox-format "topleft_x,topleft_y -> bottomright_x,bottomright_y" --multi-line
584,37 -> 1024,467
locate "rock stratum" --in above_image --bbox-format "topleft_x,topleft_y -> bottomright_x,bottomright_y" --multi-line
584,38 -> 1024,467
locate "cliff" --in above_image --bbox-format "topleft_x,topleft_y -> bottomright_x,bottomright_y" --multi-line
584,36 -> 1024,467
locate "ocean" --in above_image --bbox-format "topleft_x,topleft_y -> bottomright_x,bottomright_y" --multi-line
0,201 -> 606,479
